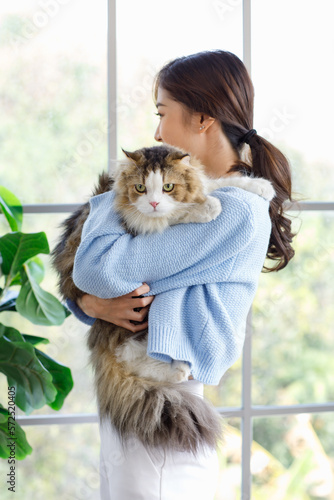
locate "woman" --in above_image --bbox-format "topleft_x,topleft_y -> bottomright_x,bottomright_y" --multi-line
69,50 -> 295,499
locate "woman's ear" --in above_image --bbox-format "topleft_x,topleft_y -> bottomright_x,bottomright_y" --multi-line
198,115 -> 216,133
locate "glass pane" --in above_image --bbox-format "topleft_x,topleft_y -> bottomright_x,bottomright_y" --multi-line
0,1 -> 108,204
215,418 -> 242,500
116,0 -> 243,152
252,211 -> 334,406
0,423 -> 100,499
252,413 -> 334,499
252,0 -> 334,201
0,213 -> 97,417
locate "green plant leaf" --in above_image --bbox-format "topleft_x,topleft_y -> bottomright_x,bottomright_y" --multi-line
65,308 -> 72,318
8,273 -> 21,287
26,256 -> 45,284
35,349 -> 74,410
0,324 -> 57,414
16,268 -> 66,326
0,406 -> 32,460
0,232 -> 49,279
22,334 -> 49,346
0,324 -> 21,342
0,186 -> 23,232
0,293 -> 18,312
1,327 -> 50,346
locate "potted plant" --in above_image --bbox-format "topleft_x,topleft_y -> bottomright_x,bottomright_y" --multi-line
0,186 -> 73,461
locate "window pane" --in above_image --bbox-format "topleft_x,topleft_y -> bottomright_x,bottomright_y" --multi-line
252,211 -> 334,406
0,423 -> 100,499
0,1 -> 108,204
116,0 -> 243,152
252,0 -> 334,201
252,414 -> 334,499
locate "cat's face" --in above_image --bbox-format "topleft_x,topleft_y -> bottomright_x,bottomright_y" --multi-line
114,146 -> 206,219
130,169 -> 182,218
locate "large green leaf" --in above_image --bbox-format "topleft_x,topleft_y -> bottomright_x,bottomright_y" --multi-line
22,334 -> 49,346
0,324 -> 21,342
0,186 -> 23,232
0,232 -> 49,279
0,326 -> 72,411
35,349 -> 74,410
8,272 -> 21,288
0,406 -> 32,460
0,326 -> 49,347
16,268 -> 66,326
26,256 -> 45,284
0,291 -> 18,312
0,324 -> 57,414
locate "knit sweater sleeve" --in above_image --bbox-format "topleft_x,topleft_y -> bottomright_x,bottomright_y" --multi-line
147,281 -> 253,385
72,188 -> 257,298
65,298 -> 96,326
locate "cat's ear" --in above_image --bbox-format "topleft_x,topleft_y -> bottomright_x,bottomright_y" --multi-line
122,148 -> 142,163
169,151 -> 191,167
178,154 -> 191,167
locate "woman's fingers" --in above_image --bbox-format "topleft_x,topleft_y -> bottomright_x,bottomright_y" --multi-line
123,319 -> 149,333
128,305 -> 150,322
129,283 -> 150,297
77,283 -> 154,330
130,295 -> 154,309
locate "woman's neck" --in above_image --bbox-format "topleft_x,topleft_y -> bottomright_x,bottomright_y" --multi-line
199,123 -> 239,178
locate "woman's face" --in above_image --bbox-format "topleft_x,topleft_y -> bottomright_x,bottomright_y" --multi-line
154,87 -> 201,156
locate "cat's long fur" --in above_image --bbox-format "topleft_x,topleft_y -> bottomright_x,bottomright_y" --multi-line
52,145 -> 275,454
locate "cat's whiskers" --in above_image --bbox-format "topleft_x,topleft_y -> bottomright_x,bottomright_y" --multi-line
123,203 -> 170,234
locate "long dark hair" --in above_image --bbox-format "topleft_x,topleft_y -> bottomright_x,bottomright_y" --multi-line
154,50 -> 295,272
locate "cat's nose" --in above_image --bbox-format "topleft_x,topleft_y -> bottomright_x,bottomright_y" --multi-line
150,201 -> 159,209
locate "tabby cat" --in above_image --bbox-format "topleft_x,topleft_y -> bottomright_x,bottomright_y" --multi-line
52,144 -> 275,454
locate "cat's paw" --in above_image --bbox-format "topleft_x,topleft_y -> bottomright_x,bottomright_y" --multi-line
199,195 -> 222,222
253,178 -> 276,201
115,338 -> 147,363
169,361 -> 191,383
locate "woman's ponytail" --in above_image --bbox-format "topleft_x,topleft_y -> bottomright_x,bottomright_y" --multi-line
246,134 -> 295,271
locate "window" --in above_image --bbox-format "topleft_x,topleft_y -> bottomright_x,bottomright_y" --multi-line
1,1 -> 333,498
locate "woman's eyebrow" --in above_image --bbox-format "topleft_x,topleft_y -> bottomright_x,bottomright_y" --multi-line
156,102 -> 166,108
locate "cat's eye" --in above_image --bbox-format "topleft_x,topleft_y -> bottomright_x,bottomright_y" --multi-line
135,184 -> 146,193
163,183 -> 174,192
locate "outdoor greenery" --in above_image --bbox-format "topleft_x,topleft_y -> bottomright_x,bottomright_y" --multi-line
0,187 -> 73,462
0,6 -> 333,500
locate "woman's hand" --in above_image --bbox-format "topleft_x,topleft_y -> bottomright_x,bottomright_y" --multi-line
77,283 -> 154,333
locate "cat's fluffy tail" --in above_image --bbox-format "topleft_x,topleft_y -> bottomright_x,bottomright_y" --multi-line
93,172 -> 114,196
91,339 -> 223,455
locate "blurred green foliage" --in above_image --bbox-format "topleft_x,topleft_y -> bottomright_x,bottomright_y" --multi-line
0,187 -> 73,463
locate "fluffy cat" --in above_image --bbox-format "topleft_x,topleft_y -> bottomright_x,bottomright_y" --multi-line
52,144 -> 275,454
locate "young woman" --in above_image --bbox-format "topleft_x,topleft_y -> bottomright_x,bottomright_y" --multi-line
68,50 -> 295,500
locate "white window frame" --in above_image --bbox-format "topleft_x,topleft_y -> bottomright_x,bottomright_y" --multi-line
17,1 -> 334,498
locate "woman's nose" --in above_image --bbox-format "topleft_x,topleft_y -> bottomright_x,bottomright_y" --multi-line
154,125 -> 162,142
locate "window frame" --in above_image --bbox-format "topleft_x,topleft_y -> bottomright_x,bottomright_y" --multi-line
16,1 -> 334,498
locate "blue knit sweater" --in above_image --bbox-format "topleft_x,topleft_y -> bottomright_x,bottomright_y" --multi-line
70,186 -> 271,385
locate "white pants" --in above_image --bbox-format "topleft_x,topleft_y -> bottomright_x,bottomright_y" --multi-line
99,380 -> 219,500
